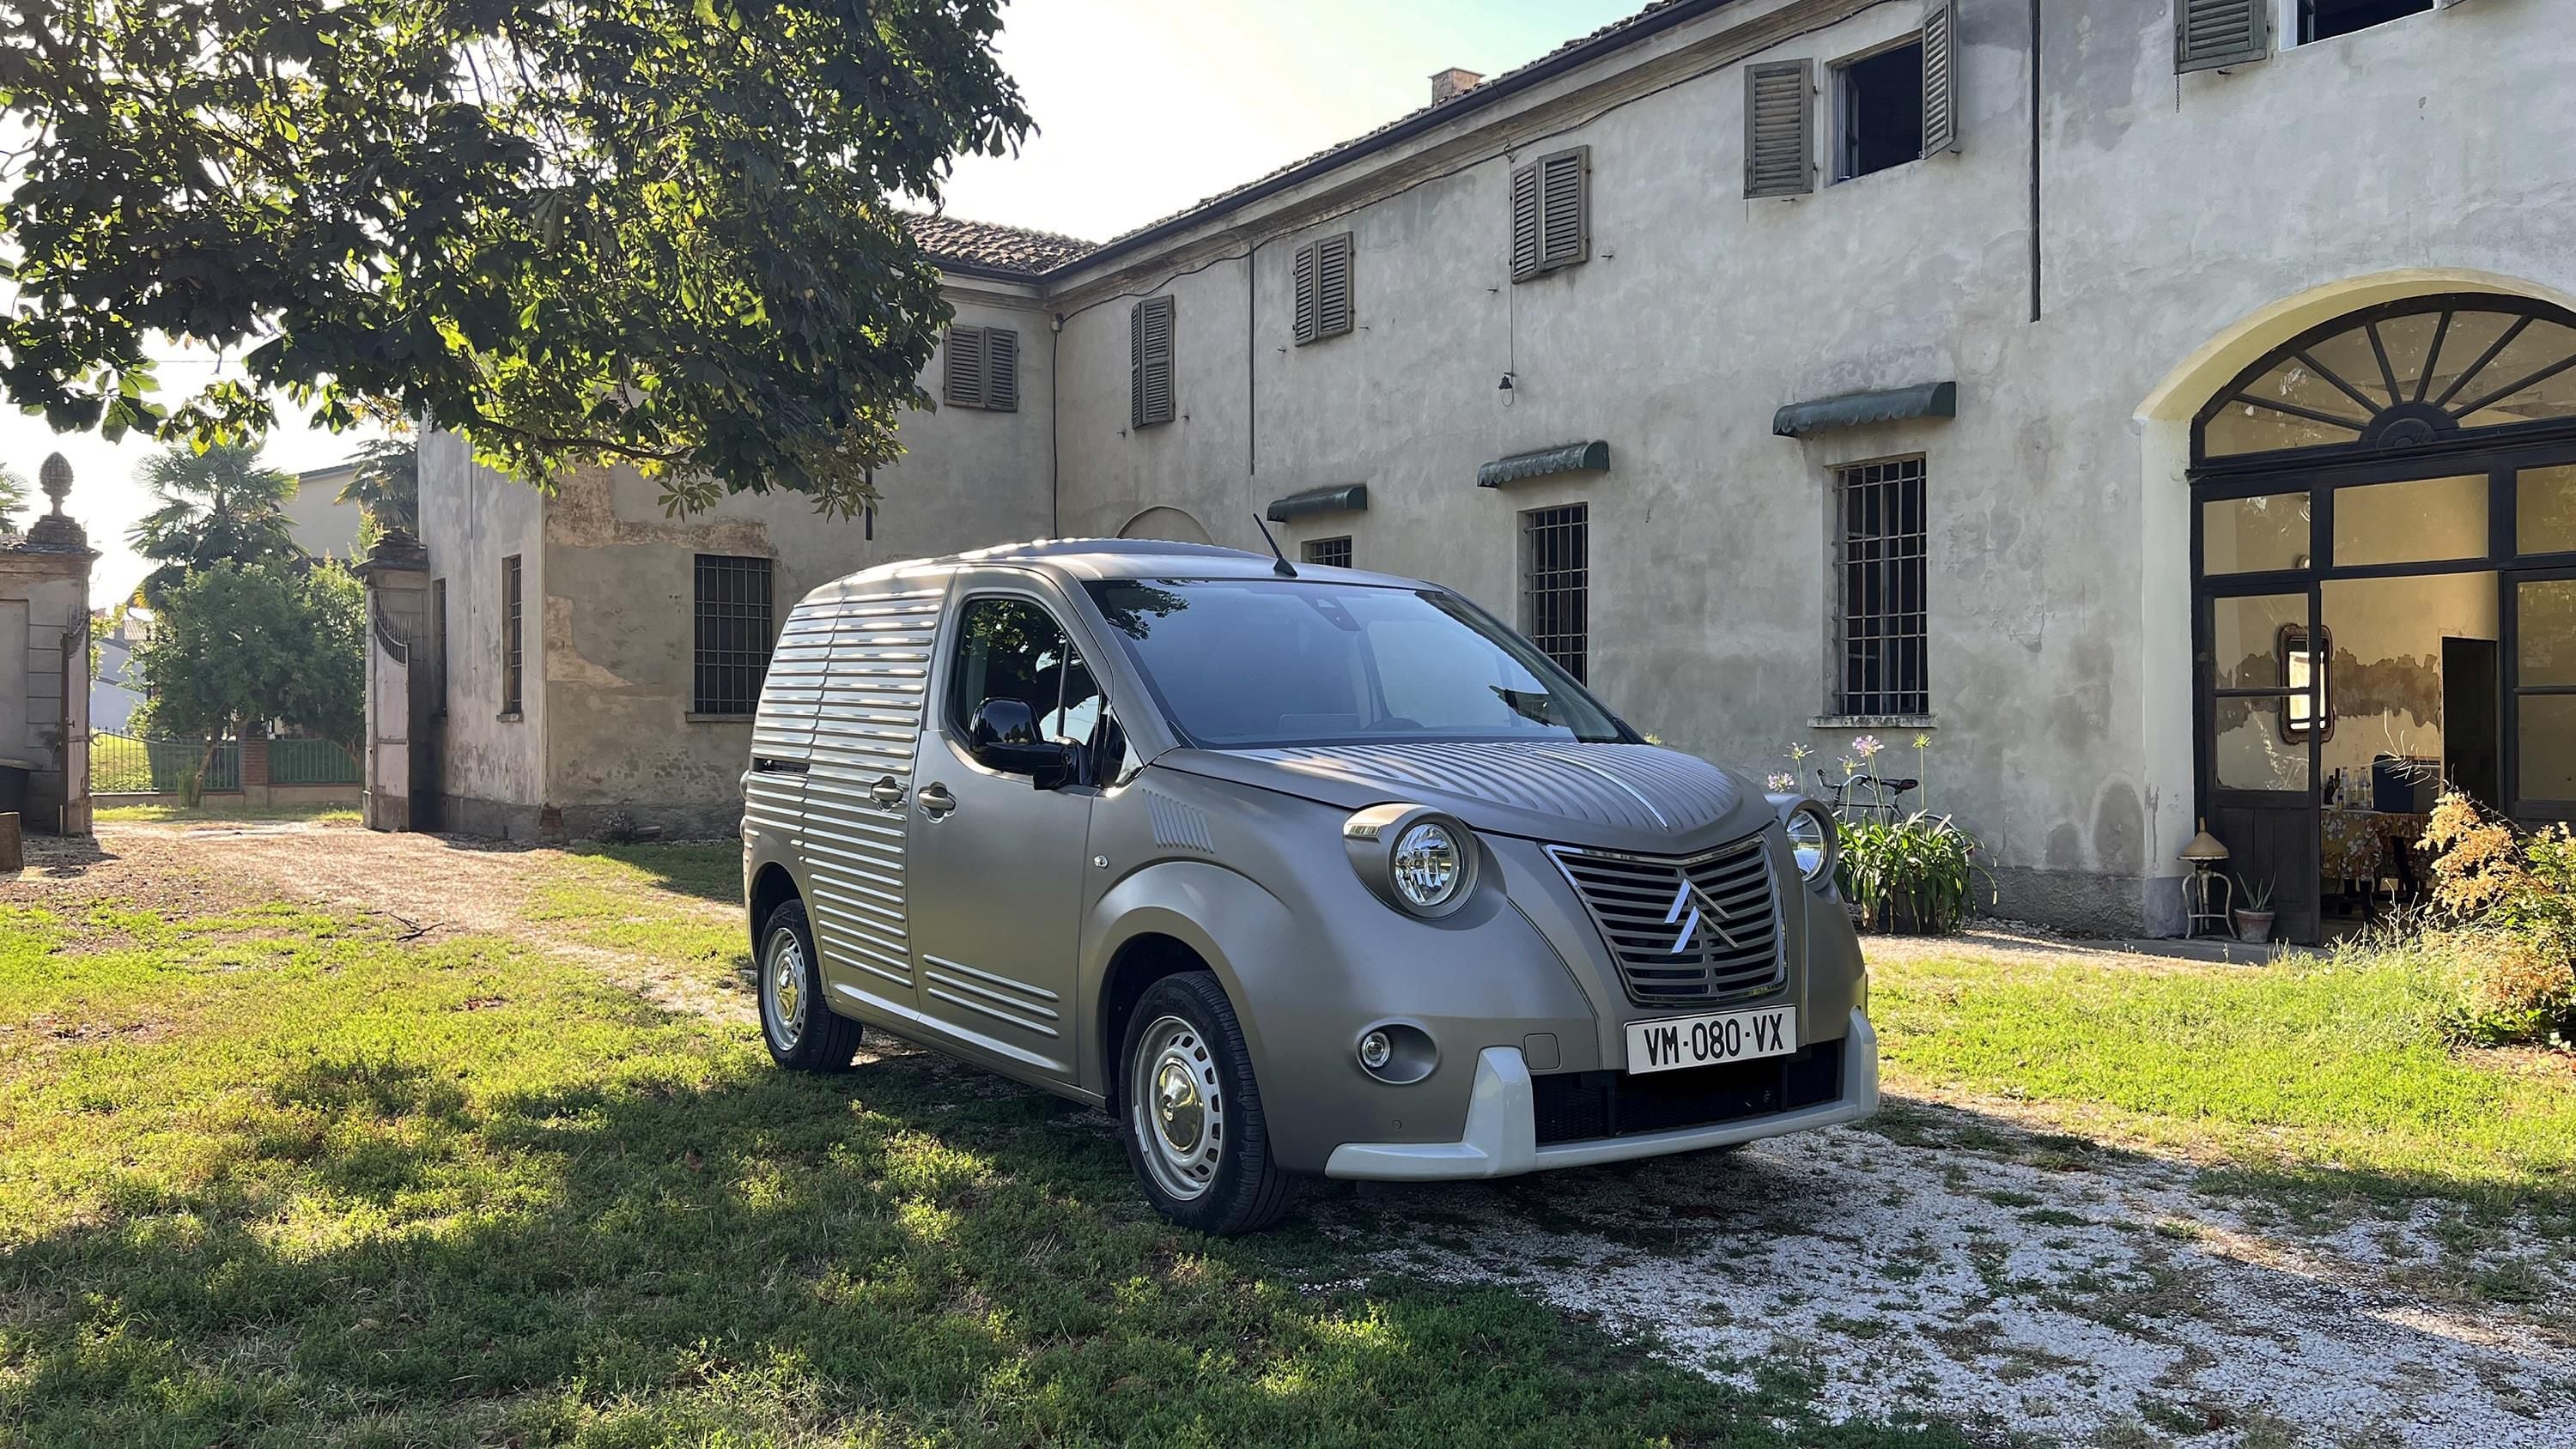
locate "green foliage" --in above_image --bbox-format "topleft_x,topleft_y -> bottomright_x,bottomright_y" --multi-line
335,437 -> 418,534
126,443 -> 304,603
132,559 -> 365,753
0,461 -> 26,530
2415,791 -> 2576,1046
1836,813 -> 1991,935
0,1 -> 1034,516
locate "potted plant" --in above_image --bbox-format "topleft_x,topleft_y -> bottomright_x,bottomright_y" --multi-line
2233,876 -> 2276,944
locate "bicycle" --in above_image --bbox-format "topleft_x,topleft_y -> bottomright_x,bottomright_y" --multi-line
1815,768 -> 1920,825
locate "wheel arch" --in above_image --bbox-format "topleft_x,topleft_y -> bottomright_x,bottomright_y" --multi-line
1082,861 -> 1290,1110
749,861 -> 800,954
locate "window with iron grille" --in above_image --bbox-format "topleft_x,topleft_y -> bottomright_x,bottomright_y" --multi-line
1302,536 -> 1352,569
693,555 -> 775,716
1521,504 -> 1589,682
500,555 -> 523,717
1834,458 -> 1929,717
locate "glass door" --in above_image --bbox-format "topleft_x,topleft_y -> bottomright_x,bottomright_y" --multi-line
2508,570 -> 2576,819
2199,585 -> 2323,943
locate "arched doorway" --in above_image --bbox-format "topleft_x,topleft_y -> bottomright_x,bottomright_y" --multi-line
2189,294 -> 2576,941
1117,506 -> 1212,546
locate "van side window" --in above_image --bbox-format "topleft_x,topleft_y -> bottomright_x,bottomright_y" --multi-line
949,597 -> 1103,748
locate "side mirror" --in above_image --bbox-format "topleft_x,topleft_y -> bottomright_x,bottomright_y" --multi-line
968,697 -> 1077,789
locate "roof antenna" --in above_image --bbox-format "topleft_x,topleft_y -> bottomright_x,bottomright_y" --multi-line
1251,512 -> 1298,578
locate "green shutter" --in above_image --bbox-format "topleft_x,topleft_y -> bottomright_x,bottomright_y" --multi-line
944,326 -> 986,409
2177,0 -> 2268,74
985,328 -> 1018,412
1538,148 -> 1588,271
1508,160 -> 1541,282
1292,241 -> 1320,344
1921,0 -> 1960,156
1315,233 -> 1354,340
1132,296 -> 1175,427
1744,60 -> 1813,198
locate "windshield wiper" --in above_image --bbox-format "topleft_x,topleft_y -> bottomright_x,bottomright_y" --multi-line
1491,686 -> 1557,727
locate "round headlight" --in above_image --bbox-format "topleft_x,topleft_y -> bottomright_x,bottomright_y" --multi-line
1786,802 -> 1838,884
1390,821 -> 1463,910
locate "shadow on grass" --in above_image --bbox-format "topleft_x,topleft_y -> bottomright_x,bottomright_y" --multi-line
568,840 -> 741,906
0,1016 -> 1978,1449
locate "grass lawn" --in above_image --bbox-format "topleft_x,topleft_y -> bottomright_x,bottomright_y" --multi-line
1871,947 -> 2576,1224
0,859 -> 1966,1447
90,802 -> 362,825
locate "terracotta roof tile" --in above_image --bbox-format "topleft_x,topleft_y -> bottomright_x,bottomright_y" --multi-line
906,212 -> 1097,276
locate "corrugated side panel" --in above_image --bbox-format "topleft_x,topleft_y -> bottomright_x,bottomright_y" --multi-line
799,585 -> 945,991
744,600 -> 835,840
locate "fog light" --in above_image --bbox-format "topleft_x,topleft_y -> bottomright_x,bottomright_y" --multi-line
1358,1030 -> 1394,1070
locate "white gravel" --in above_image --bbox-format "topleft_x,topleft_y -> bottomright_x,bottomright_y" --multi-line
1330,1100 -> 2576,1446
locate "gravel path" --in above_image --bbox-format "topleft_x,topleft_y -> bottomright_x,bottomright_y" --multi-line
1341,1104 -> 2575,1446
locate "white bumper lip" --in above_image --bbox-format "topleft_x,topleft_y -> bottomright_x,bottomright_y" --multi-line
1321,1009 -> 1880,1181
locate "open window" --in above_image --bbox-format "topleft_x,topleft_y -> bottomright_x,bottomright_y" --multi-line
1835,40 -> 1924,182
2300,0 -> 2433,45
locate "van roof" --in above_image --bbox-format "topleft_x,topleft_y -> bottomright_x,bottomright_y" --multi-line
817,538 -> 1428,591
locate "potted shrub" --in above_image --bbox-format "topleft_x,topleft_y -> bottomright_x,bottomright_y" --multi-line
2233,876 -> 2276,944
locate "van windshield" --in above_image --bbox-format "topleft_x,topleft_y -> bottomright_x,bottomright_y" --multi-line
1083,578 -> 1628,749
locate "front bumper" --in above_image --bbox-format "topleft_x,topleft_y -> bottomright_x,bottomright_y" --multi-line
1321,1009 -> 1879,1180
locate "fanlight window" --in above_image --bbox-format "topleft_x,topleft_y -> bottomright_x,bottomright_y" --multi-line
2199,297 -> 2576,462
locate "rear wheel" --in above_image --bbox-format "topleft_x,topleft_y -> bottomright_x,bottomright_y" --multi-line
758,899 -> 860,1071
1119,973 -> 1293,1235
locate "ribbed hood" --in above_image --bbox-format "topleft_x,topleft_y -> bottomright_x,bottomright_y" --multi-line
1154,740 -> 1775,856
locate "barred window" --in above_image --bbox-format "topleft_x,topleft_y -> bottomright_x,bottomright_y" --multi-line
693,555 -> 775,717
1835,458 -> 1929,717
500,555 -> 523,717
1302,536 -> 1352,569
1521,504 -> 1589,682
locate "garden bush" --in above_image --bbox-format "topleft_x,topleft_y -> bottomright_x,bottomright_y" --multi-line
2415,791 -> 2576,1046
1837,813 -> 1992,936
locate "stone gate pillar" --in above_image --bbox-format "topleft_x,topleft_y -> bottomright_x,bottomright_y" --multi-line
0,453 -> 97,835
355,529 -> 431,831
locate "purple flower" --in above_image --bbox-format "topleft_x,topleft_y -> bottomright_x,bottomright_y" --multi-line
1854,735 -> 1884,760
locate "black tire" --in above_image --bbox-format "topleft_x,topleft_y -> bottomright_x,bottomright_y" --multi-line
1118,972 -> 1295,1235
756,899 -> 861,1072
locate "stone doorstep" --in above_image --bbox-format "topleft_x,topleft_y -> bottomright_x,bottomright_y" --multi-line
2109,935 -> 2321,966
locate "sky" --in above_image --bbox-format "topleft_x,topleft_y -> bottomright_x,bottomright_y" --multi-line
4,0 -> 1648,606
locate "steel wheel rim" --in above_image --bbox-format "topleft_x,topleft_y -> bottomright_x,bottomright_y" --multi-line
1130,1014 -> 1223,1201
764,926 -> 805,1050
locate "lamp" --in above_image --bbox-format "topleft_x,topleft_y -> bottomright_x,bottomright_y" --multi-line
2180,820 -> 2232,939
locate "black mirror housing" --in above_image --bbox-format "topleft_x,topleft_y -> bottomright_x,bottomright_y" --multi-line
969,696 -> 1077,788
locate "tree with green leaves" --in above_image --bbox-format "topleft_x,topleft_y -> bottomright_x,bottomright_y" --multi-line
133,560 -> 366,795
0,1 -> 1031,518
0,463 -> 27,532
129,443 -> 305,603
337,439 -> 419,535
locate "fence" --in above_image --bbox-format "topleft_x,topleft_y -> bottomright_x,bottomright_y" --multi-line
270,738 -> 361,785
91,732 -> 240,793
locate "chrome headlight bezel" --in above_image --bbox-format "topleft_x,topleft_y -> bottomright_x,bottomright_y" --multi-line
1781,798 -> 1839,889
1343,803 -> 1479,919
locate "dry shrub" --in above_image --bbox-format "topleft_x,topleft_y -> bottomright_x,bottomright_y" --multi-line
2417,792 -> 2576,1046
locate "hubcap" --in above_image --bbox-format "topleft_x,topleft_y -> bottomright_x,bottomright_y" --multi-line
1130,1015 -> 1223,1201
764,927 -> 805,1050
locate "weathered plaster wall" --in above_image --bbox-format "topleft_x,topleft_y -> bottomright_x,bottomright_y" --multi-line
418,429 -> 549,837
1048,0 -> 2576,932
413,288 -> 1058,840
0,552 -> 92,834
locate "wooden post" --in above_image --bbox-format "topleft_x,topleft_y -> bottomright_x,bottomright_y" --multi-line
0,812 -> 21,877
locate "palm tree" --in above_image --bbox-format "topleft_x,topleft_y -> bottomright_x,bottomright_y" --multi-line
0,464 -> 27,532
128,443 -> 305,603
335,438 -> 419,534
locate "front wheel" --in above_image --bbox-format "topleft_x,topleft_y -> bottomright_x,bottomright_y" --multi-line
757,899 -> 861,1071
1120,973 -> 1294,1235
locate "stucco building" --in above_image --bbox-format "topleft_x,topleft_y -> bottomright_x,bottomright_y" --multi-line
403,0 -> 2576,943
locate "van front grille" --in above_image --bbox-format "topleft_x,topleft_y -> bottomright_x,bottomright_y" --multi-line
1531,1042 -> 1841,1145
1546,835 -> 1785,1007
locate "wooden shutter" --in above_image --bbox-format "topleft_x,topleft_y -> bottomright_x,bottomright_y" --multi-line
1131,296 -> 1174,427
985,328 -> 1018,412
944,326 -> 986,409
1292,241 -> 1320,344
1921,0 -> 1960,156
1315,232 -> 1353,340
1509,161 -> 1541,282
1538,149 -> 1587,270
1744,61 -> 1813,198
2176,0 -> 2268,74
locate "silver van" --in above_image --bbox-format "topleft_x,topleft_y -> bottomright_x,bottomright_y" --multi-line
742,540 -> 1876,1234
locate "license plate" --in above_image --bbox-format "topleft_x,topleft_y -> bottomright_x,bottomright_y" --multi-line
1624,1005 -> 1796,1075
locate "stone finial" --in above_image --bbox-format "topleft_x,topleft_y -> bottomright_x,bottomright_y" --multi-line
356,524 -> 430,578
24,452 -> 87,549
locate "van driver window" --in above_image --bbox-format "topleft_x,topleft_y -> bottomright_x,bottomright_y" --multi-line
949,597 -> 1102,747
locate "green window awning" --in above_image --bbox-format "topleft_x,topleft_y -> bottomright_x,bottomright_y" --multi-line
1476,440 -> 1610,488
1266,483 -> 1369,522
1772,381 -> 1956,437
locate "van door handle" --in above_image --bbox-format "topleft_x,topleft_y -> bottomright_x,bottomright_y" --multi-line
870,777 -> 907,809
916,783 -> 957,819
